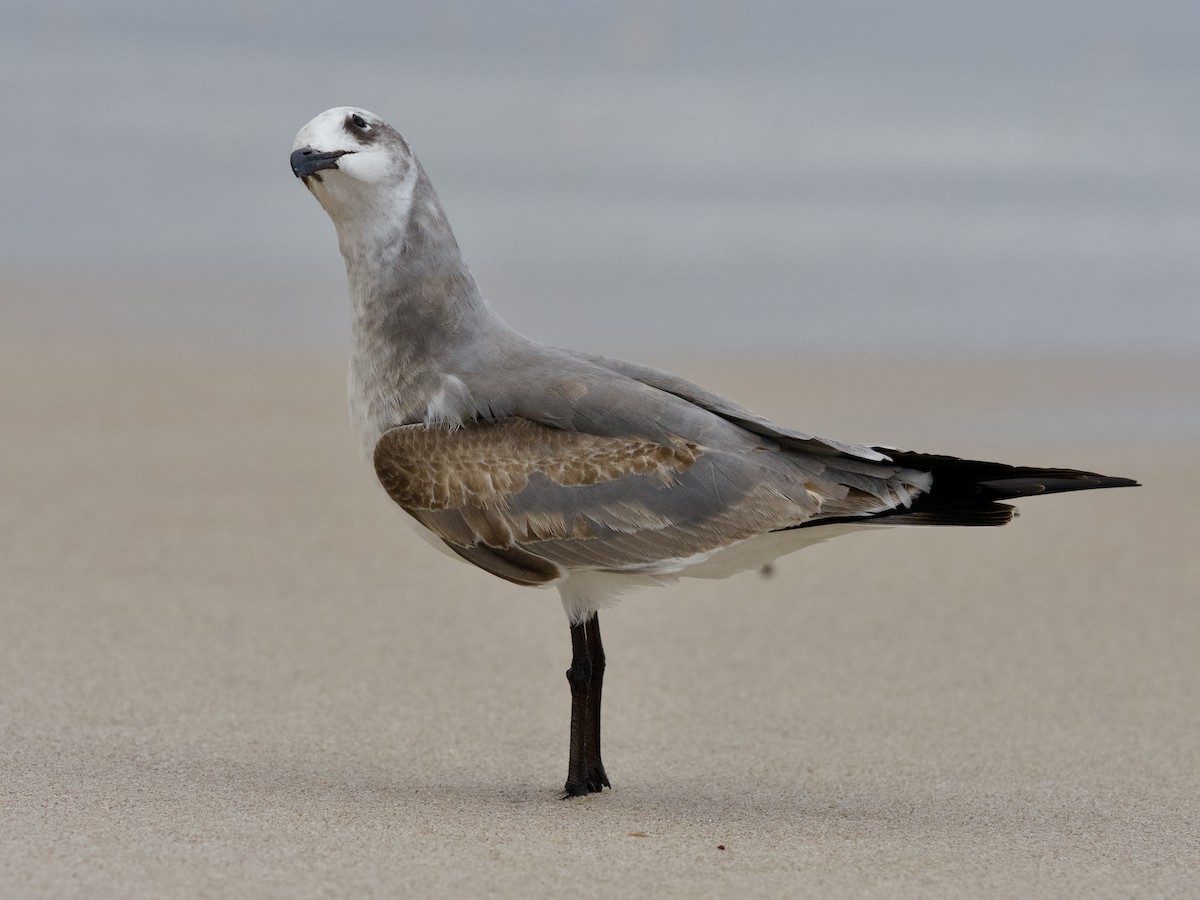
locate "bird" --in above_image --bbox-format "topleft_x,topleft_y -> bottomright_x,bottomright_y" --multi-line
290,106 -> 1137,798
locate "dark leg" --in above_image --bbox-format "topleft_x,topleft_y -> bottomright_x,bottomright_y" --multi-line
563,618 -> 592,797
583,613 -> 609,792
562,613 -> 610,798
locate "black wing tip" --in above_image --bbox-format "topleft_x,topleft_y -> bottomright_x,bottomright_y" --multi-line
1093,475 -> 1141,489
976,473 -> 1140,498
897,502 -> 1018,526
790,501 -> 1018,531
872,448 -> 1139,497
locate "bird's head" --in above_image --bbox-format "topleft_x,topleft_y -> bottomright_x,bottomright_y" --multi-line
291,107 -> 418,230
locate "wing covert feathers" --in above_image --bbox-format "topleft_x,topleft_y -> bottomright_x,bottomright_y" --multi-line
372,417 -> 850,581
374,418 -> 701,509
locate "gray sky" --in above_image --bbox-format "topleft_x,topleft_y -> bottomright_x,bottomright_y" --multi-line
3,1 -> 1198,356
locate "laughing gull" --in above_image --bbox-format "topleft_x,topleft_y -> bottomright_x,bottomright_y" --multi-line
290,107 -> 1137,797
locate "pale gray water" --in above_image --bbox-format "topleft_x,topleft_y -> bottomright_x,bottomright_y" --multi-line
2,1 -> 1198,360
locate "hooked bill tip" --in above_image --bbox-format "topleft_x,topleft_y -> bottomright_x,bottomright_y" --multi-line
291,147 -> 353,178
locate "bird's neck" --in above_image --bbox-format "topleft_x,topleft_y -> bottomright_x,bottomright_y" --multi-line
339,169 -> 502,450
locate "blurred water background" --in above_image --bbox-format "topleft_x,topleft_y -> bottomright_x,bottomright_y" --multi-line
2,3 -> 1197,374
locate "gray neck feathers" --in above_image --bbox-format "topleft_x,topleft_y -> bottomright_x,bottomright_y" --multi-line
339,164 -> 505,445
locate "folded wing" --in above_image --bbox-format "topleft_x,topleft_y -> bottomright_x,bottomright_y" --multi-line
373,418 -> 927,585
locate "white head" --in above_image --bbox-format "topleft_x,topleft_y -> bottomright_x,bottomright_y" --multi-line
291,107 -> 420,240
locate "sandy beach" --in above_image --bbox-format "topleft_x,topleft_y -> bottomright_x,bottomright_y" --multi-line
2,343 -> 1196,898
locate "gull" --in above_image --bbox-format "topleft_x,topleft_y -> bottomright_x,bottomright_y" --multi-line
290,107 -> 1137,797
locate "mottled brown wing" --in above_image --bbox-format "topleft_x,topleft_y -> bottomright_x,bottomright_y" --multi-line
374,417 -> 701,510
372,418 -> 928,587
372,417 -> 835,585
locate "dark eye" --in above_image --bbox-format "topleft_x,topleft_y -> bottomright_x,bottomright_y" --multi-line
349,114 -> 369,130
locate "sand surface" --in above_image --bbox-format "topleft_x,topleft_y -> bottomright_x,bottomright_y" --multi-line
2,344 -> 1196,898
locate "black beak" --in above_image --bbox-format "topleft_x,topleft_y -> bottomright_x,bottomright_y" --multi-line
291,147 -> 353,178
